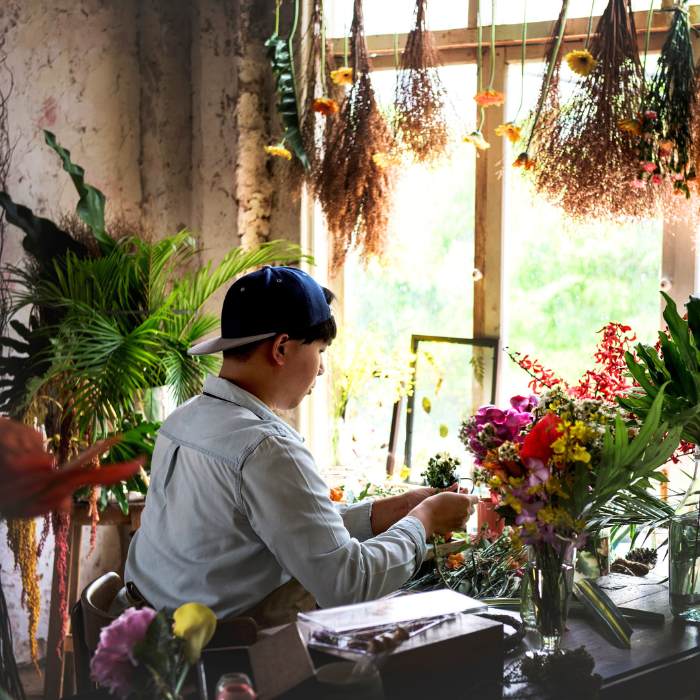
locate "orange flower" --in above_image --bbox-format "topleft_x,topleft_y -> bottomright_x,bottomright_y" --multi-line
513,152 -> 535,170
313,97 -> 340,116
617,118 -> 642,137
495,122 -> 522,144
474,89 -> 505,107
329,487 -> 344,502
0,418 -> 143,519
446,552 -> 465,570
264,144 -> 292,160
330,66 -> 353,86
658,139 -> 674,157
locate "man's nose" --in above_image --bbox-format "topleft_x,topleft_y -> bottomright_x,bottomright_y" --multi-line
318,358 -> 325,376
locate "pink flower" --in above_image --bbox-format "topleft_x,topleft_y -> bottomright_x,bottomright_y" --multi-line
672,172 -> 685,181
644,110 -> 657,121
630,178 -> 646,190
651,174 -> 663,185
91,607 -> 157,698
641,162 -> 657,173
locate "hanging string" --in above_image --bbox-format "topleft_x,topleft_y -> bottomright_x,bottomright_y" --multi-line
394,31 -> 400,69
643,0 -> 655,77
320,0 -> 327,92
514,0 -> 528,122
288,0 -> 301,118
487,0 -> 497,90
476,0 -> 486,131
274,0 -> 282,35
343,25 -> 349,65
525,0 -> 570,153
584,0 -> 596,50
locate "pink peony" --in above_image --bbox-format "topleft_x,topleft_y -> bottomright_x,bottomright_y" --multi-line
641,161 -> 657,173
651,174 -> 663,185
90,607 -> 157,698
630,178 -> 646,189
644,110 -> 657,121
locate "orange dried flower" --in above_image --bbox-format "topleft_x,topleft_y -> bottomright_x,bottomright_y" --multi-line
617,118 -> 642,137
513,152 -> 535,170
329,487 -> 344,502
495,122 -> 522,143
313,97 -> 340,116
474,89 -> 505,107
445,552 -> 465,570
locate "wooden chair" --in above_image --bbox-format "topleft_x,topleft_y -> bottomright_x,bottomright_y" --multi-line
71,572 -> 123,694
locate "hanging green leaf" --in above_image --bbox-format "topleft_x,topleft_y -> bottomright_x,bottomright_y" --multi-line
422,396 -> 432,414
44,130 -> 114,251
265,34 -> 309,169
439,424 -> 449,438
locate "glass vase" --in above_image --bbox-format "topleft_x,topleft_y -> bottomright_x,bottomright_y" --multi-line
669,447 -> 700,623
525,542 -> 576,651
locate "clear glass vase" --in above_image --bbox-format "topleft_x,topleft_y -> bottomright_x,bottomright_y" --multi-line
669,447 -> 700,623
525,542 -> 576,651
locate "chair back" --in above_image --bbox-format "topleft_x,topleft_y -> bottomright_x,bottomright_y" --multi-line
72,571 -> 123,694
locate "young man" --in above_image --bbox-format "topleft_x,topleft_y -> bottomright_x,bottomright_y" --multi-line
125,266 -> 475,627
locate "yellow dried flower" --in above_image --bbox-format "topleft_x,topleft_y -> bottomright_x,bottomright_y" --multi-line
463,131 -> 491,150
495,122 -> 522,144
513,152 -> 535,170
371,151 -> 401,168
330,66 -> 353,85
617,118 -> 642,136
565,49 -> 597,77
264,144 -> 292,160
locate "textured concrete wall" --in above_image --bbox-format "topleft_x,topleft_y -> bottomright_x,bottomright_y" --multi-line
0,0 -> 302,665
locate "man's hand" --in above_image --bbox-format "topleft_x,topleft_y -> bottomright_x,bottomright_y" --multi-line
409,492 -> 478,539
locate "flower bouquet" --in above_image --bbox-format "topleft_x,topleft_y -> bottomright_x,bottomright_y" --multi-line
91,602 -> 217,699
460,387 -> 680,650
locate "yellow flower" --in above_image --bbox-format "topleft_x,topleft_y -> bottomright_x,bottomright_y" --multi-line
565,49 -> 597,77
495,122 -> 522,143
264,144 -> 292,160
372,151 -> 401,168
617,118 -> 642,137
571,444 -> 591,463
330,66 -> 353,85
474,89 -> 505,107
312,97 -> 340,116
173,603 -> 217,664
463,131 -> 491,150
399,464 -> 411,481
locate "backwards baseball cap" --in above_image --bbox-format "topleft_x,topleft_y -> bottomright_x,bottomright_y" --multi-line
188,266 -> 333,355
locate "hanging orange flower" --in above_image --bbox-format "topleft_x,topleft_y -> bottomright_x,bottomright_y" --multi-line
495,122 -> 522,143
474,89 -> 505,107
565,49 -> 597,77
0,418 -> 143,519
313,97 -> 340,116
463,131 -> 491,150
330,66 -> 354,86
446,552 -> 465,570
264,144 -> 292,160
617,118 -> 642,137
513,152 -> 535,170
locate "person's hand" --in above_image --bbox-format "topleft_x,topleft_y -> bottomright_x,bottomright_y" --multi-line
408,492 -> 478,539
403,482 -> 461,510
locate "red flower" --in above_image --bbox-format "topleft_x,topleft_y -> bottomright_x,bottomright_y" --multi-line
0,419 -> 143,519
520,414 -> 562,464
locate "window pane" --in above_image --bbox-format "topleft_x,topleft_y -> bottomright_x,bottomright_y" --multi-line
500,61 -> 663,401
333,65 -> 477,478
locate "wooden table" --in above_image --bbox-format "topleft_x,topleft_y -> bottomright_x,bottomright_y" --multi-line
505,575 -> 700,699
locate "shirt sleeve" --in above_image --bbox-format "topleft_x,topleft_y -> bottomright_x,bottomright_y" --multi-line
239,434 -> 426,609
333,501 -> 374,542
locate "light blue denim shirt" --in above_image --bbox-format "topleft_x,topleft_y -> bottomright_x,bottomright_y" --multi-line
125,375 -> 427,619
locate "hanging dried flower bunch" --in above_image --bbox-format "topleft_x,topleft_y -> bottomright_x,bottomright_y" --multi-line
516,1 -> 569,170
393,0 -> 449,163
316,0 -> 396,268
531,0 -> 650,220
636,2 -> 696,197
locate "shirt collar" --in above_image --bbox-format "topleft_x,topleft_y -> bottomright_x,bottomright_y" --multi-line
202,375 -> 303,441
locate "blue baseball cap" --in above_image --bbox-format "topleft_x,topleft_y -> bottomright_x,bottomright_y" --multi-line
188,266 -> 333,355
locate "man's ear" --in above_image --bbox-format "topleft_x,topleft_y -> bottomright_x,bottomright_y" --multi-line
271,334 -> 289,366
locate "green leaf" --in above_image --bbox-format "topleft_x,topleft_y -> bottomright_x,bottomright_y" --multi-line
422,396 -> 432,414
573,579 -> 632,649
44,130 -> 113,251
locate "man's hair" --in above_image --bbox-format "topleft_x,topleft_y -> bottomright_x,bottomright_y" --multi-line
222,287 -> 337,361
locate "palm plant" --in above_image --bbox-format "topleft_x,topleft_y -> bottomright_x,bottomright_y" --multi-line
1,130 -> 307,509
619,292 -> 700,445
